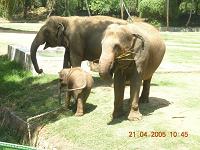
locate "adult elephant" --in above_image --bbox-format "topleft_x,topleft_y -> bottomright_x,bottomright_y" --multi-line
99,23 -> 165,121
30,16 -> 127,74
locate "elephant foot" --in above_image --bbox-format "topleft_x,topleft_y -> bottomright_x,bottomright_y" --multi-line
112,110 -> 124,119
139,96 -> 149,103
75,112 -> 84,117
128,110 -> 142,121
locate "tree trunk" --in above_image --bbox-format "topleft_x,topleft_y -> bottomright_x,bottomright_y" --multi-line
166,0 -> 169,30
47,0 -> 55,17
85,0 -> 91,16
63,0 -> 70,16
120,0 -> 124,19
186,0 -> 194,27
186,8 -> 192,27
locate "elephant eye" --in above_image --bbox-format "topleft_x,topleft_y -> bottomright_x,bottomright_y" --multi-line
114,44 -> 122,56
114,44 -> 121,52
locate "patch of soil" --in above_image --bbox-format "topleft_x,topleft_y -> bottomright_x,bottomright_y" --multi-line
36,131 -> 85,150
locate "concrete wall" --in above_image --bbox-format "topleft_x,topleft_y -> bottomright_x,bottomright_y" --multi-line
7,45 -> 92,74
159,27 -> 200,32
8,45 -> 33,71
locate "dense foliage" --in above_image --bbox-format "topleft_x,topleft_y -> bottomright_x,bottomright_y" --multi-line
139,0 -> 179,26
0,0 -> 199,26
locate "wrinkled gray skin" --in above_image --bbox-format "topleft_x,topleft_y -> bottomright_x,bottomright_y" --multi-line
59,67 -> 94,116
30,16 -> 127,74
99,23 -> 166,121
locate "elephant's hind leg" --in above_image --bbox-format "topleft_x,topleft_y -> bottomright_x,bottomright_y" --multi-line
112,70 -> 126,119
139,77 -> 152,103
75,96 -> 84,116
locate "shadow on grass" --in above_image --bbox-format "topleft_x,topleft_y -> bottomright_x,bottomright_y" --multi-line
68,102 -> 97,115
0,55 -> 64,118
0,55 -> 99,143
92,76 -> 113,88
139,97 -> 171,115
108,97 -> 170,125
92,76 -> 160,88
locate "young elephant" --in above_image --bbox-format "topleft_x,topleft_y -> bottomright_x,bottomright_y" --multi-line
59,67 -> 93,116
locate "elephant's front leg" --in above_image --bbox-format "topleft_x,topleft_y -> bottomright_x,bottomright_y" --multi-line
63,49 -> 71,68
128,69 -> 142,121
113,70 -> 126,119
65,92 -> 71,109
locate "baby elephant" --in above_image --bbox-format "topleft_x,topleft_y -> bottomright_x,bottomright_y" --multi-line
59,67 -> 93,116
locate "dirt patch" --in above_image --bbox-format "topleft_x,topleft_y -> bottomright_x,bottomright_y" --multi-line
36,132 -> 86,150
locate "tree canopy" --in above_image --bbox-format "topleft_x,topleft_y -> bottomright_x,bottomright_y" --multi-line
0,0 -> 199,26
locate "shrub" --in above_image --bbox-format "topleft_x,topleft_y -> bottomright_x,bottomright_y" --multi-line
139,0 -> 165,21
54,0 -> 78,16
139,0 -> 179,26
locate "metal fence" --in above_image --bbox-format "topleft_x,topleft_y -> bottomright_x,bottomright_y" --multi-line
0,142 -> 37,150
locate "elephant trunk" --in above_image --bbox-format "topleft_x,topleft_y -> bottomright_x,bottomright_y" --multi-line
99,51 -> 115,81
30,30 -> 45,74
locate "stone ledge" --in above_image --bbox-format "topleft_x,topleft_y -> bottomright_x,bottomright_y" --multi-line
7,45 -> 91,75
7,45 -> 65,75
159,27 -> 200,32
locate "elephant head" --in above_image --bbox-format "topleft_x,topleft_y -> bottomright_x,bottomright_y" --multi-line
99,24 -> 147,80
30,16 -> 69,74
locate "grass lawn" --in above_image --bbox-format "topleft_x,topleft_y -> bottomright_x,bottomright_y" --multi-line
0,25 -> 200,149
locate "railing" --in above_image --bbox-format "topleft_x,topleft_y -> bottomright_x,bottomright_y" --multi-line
0,142 -> 37,150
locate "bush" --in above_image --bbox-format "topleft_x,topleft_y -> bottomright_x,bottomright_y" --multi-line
89,0 -> 138,16
54,0 -> 78,16
139,0 -> 165,21
89,0 -> 119,15
139,0 -> 179,26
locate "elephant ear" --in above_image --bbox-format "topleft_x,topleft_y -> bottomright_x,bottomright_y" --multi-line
131,33 -> 150,75
57,23 -> 65,46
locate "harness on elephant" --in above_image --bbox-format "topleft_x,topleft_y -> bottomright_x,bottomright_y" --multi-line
114,34 -> 145,70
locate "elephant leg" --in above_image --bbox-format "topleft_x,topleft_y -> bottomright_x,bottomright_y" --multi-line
63,49 -> 71,68
65,92 -> 71,109
139,77 -> 152,103
75,96 -> 84,116
112,70 -> 126,119
70,53 -> 82,67
128,68 -> 142,121
70,40 -> 84,67
82,88 -> 91,105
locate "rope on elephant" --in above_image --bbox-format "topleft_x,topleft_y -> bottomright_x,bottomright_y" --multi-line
114,34 -> 145,70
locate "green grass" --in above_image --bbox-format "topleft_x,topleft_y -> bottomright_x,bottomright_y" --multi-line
160,32 -> 200,70
30,72 -> 200,150
0,56 -> 60,118
0,55 -> 61,143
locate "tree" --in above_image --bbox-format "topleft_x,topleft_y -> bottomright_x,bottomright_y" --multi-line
179,0 -> 200,26
166,0 -> 169,29
0,0 -> 24,19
